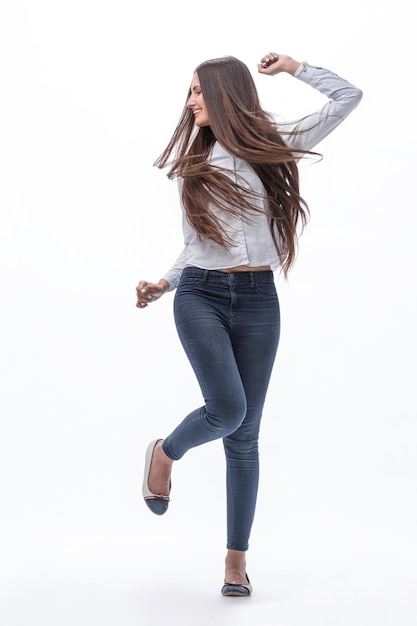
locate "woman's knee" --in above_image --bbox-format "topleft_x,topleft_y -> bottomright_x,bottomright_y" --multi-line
205,394 -> 247,435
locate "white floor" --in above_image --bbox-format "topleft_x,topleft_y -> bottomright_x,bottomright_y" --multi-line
1,463 -> 416,626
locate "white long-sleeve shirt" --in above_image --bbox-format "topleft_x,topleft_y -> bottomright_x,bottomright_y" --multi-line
162,62 -> 363,290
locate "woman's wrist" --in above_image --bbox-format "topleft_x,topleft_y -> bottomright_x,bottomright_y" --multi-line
285,58 -> 302,76
158,279 -> 170,294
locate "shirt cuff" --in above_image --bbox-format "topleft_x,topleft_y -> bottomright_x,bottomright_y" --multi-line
294,61 -> 309,77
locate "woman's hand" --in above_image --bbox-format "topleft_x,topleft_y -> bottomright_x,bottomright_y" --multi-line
257,53 -> 301,77
136,279 -> 169,309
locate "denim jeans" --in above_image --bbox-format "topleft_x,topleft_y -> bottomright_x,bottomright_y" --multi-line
162,267 -> 280,551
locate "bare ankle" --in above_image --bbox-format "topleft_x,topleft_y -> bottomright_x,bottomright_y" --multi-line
225,549 -> 246,566
225,549 -> 247,581
148,440 -> 173,496
155,440 -> 173,467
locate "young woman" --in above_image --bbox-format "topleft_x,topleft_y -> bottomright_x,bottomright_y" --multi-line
136,51 -> 362,596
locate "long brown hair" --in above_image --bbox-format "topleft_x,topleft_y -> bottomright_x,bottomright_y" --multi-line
154,56 -> 317,276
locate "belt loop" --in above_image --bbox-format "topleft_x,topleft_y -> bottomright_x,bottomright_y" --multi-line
249,272 -> 255,287
203,269 -> 209,283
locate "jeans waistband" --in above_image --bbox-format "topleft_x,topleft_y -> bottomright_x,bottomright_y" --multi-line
181,266 -> 274,286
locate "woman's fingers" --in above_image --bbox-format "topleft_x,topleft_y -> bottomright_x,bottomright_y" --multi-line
136,282 -> 158,308
261,52 -> 278,68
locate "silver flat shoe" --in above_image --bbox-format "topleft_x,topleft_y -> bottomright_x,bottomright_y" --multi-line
221,573 -> 253,597
142,439 -> 170,515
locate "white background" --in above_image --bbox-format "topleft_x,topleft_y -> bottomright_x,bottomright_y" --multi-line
1,1 -> 416,625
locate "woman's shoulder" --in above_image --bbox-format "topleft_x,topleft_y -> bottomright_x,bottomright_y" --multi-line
210,141 -> 228,157
209,141 -> 235,166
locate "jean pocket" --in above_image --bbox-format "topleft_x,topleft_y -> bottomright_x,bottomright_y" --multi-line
178,276 -> 204,288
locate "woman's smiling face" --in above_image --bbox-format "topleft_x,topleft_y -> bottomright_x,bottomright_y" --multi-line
186,73 -> 210,127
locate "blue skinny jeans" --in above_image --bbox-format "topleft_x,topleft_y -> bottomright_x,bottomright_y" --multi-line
162,267 -> 280,551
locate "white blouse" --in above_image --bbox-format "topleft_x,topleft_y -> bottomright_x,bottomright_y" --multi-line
162,62 -> 363,290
